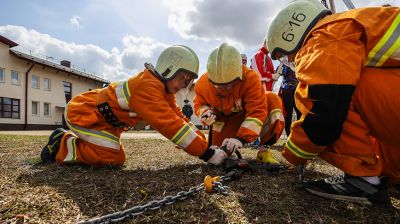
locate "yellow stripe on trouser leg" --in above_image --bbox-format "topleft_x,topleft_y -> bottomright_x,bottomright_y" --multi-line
286,138 -> 318,160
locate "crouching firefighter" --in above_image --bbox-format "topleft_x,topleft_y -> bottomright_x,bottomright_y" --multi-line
266,0 -> 400,206
40,45 -> 228,166
194,42 -> 285,163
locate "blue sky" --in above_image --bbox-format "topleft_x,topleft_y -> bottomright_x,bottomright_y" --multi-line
0,0 -> 398,81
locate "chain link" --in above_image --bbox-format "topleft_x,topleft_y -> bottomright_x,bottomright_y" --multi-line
79,182 -> 218,224
78,173 -> 239,224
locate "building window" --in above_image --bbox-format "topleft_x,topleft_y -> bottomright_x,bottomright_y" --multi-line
11,70 -> 20,85
0,68 -> 4,83
32,101 -> 39,116
32,75 -> 40,89
63,81 -> 72,102
44,78 -> 51,91
44,102 -> 51,117
0,97 -> 20,119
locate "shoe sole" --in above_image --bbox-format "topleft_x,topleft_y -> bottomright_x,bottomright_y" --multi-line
305,188 -> 373,205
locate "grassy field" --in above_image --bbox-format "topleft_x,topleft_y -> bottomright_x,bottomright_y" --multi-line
0,134 -> 399,224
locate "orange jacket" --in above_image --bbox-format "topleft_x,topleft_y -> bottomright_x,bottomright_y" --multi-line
97,69 -> 208,157
284,7 -> 400,164
194,65 -> 267,143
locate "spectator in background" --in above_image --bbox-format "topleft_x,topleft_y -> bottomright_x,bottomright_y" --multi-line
277,63 -> 301,136
250,40 -> 277,91
241,54 -> 248,66
182,99 -> 194,121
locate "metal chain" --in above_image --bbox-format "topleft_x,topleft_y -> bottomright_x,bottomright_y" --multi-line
79,176 -> 232,224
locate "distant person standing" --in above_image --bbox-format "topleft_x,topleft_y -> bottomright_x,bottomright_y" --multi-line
278,63 -> 301,136
182,99 -> 194,121
241,54 -> 248,66
250,40 -> 277,91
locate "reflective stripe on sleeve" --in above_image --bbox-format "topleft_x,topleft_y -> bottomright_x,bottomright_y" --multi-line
286,138 -> 319,159
241,117 -> 263,134
116,81 -> 131,110
366,13 -> 400,67
170,124 -> 197,149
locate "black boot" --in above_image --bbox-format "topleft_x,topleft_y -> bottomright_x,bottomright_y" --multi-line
40,128 -> 67,163
303,175 -> 391,207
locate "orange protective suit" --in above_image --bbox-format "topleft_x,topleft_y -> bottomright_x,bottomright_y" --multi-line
282,7 -> 400,182
56,69 -> 208,166
194,65 -> 284,146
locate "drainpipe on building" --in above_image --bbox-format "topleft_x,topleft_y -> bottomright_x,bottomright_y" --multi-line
24,63 -> 36,129
328,0 -> 336,13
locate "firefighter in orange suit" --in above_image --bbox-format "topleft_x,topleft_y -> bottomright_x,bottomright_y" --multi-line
194,42 -> 285,164
40,45 -> 228,166
266,0 -> 400,206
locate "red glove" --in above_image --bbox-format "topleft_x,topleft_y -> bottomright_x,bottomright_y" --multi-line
282,146 -> 307,165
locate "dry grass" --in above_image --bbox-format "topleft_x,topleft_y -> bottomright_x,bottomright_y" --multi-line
0,134 -> 399,224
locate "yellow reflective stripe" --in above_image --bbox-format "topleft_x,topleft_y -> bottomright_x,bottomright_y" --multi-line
171,124 -> 190,143
177,129 -> 197,149
170,124 -> 197,148
188,122 -> 198,131
176,129 -> 190,144
64,136 -> 77,162
245,117 -> 263,127
286,138 -> 318,159
116,81 -> 130,110
65,115 -> 120,150
265,109 -> 282,124
241,117 -> 263,134
122,81 -> 131,107
366,13 -> 400,66
376,36 -> 400,66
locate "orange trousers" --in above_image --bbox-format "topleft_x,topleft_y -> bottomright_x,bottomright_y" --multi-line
320,67 -> 400,182
211,92 -> 284,146
55,91 -> 126,166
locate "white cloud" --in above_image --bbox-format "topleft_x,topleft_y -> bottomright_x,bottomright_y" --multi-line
165,0 -> 398,49
0,25 -> 168,81
165,0 -> 292,48
70,16 -> 83,29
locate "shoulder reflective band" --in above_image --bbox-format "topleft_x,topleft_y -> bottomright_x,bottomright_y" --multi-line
366,13 -> 400,67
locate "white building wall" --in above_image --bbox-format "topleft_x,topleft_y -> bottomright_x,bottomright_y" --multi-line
27,66 -> 102,125
0,42 -> 27,124
0,42 -> 105,129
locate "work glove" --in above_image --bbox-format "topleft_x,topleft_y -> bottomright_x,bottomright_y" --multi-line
282,146 -> 307,165
256,148 -> 279,164
272,72 -> 280,81
200,109 -> 216,126
221,138 -> 243,155
206,146 -> 227,165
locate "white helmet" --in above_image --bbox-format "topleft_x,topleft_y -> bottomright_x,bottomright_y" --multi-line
207,43 -> 242,85
266,0 -> 330,60
154,45 -> 199,80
